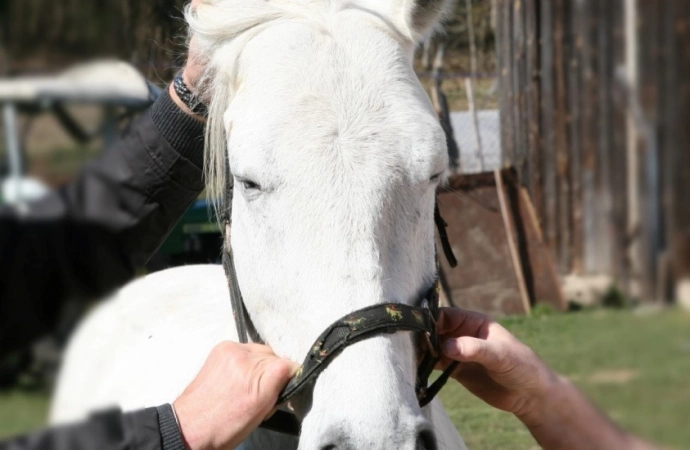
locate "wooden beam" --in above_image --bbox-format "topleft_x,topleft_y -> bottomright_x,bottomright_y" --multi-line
495,169 -> 532,315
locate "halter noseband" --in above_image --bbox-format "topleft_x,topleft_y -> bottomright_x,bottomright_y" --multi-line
221,177 -> 459,436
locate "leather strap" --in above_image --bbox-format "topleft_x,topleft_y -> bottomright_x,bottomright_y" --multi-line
278,299 -> 437,405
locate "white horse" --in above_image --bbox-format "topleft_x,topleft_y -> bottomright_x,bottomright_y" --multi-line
51,1 -> 467,449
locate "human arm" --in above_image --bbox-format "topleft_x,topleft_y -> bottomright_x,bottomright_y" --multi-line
1,341 -> 298,450
0,84 -> 206,358
437,307 -> 657,450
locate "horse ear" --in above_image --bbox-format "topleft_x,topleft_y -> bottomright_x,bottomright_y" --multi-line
406,0 -> 453,39
361,0 -> 453,42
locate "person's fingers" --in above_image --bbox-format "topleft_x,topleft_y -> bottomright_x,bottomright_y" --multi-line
267,359 -> 301,382
442,336 -> 507,371
437,307 -> 491,337
241,343 -> 278,355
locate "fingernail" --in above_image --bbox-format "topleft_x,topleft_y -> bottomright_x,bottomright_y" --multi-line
443,339 -> 459,357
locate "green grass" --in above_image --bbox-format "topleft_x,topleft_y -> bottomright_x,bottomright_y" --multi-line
440,308 -> 690,449
1,309 -> 689,448
0,389 -> 49,439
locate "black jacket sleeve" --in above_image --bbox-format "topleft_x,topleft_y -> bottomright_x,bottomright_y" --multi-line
0,90 -> 203,449
0,89 -> 206,358
0,405 -> 185,450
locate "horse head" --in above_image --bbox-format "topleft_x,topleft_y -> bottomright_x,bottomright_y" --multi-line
190,1 -> 452,448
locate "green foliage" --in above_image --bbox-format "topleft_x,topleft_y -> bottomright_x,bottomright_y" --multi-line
601,285 -> 634,309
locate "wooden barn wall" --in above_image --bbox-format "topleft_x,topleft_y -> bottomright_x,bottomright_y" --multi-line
496,0 -> 690,301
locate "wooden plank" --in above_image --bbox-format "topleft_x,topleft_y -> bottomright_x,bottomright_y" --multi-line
512,0 -> 527,174
524,0 -> 543,224
609,0 -> 629,285
518,186 -> 567,310
636,0 -> 665,300
624,0 -> 643,298
437,175 -> 529,317
568,0 -> 585,274
497,0 -> 515,168
495,169 -> 532,315
593,0 -> 615,276
665,0 -> 690,303
553,0 -> 572,273
581,0 -> 601,275
540,0 -> 558,261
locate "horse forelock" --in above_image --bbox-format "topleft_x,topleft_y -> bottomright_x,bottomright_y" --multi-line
186,0 -> 425,217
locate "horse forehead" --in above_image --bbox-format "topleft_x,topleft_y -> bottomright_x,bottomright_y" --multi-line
232,34 -> 439,179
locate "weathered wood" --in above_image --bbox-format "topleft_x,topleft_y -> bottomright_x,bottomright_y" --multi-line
497,0 -> 515,167
495,169 -> 532,315
664,0 -> 690,301
609,0 -> 629,285
636,0 -> 665,300
524,0 -> 543,224
512,0 -> 527,173
437,174 -> 532,317
553,0 -> 571,273
518,186 -> 567,311
594,0 -> 615,276
539,0 -> 558,259
496,0 -> 688,303
567,0 -> 584,274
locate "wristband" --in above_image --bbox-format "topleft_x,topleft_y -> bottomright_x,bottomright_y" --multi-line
173,72 -> 208,117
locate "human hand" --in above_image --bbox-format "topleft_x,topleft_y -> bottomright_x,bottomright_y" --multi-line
437,308 -> 659,450
170,0 -> 207,116
173,342 -> 298,450
183,0 -> 204,92
436,307 -> 558,423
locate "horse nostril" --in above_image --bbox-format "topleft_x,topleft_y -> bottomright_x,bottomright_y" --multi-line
416,429 -> 437,450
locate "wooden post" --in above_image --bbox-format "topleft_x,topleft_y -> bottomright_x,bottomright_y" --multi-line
553,0 -> 571,273
498,0 -> 516,168
624,0 -> 643,299
495,169 -> 532,315
465,0 -> 485,172
540,0 -> 559,266
566,1 -> 580,275
665,0 -> 690,306
524,0 -> 542,221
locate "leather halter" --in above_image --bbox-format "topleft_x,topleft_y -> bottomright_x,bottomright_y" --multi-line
220,176 -> 459,436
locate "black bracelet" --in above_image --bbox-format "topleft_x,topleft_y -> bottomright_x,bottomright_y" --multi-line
173,72 -> 208,117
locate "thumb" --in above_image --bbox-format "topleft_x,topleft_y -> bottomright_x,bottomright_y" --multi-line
262,359 -> 300,391
443,336 -> 501,368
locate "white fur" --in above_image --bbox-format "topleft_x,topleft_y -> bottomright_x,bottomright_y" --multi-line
52,1 -> 466,449
51,266 -> 464,449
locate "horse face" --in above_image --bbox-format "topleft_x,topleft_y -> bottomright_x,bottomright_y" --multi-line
193,1 -> 451,448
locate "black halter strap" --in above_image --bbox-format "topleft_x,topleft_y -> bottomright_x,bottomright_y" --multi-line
220,169 -> 458,436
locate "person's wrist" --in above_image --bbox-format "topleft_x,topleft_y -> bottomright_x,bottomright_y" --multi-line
173,397 -> 209,450
169,69 -> 206,122
516,372 -> 571,429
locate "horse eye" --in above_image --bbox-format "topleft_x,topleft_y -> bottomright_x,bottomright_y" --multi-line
240,179 -> 261,191
430,172 -> 443,183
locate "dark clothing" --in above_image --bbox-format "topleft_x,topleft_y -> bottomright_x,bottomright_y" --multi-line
0,406 -> 184,450
0,89 -> 205,449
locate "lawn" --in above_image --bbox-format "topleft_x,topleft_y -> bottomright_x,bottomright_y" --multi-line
440,308 -> 690,449
1,308 -> 689,448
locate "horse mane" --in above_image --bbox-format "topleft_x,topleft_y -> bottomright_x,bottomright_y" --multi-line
186,0 -> 426,216
186,1 -> 319,215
